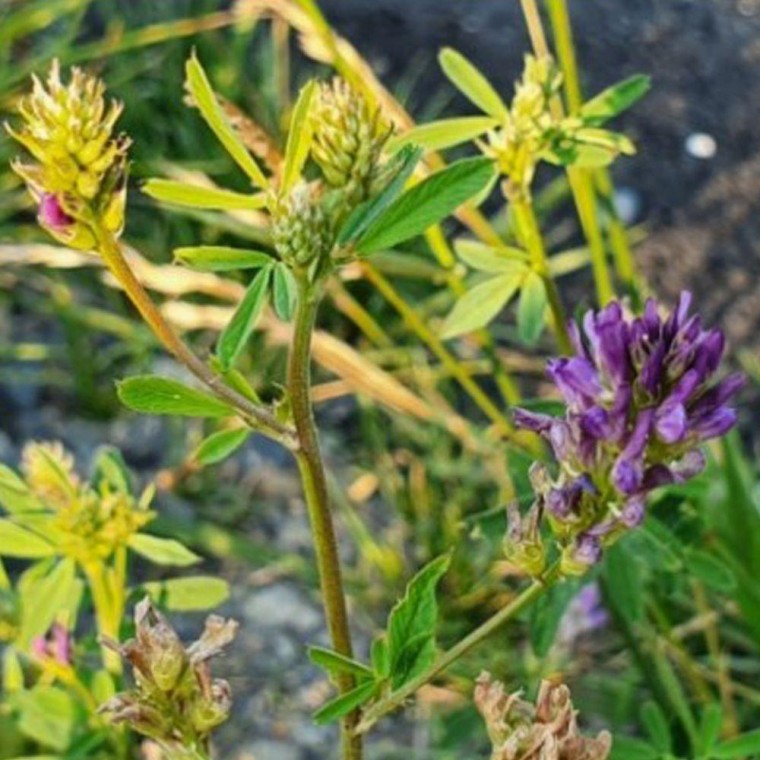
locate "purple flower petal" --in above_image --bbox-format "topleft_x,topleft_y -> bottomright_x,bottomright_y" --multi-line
692,407 -> 738,441
655,402 -> 687,443
620,495 -> 646,528
547,357 -> 602,409
513,408 -> 555,434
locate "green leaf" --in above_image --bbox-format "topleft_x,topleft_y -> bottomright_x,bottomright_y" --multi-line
185,53 -> 267,187
12,686 -> 79,752
313,680 -> 378,726
697,703 -> 723,756
370,637 -> 390,679
641,700 -> 672,753
388,116 -> 498,153
142,179 -> 267,210
529,579 -> 580,657
581,74 -> 651,126
602,542 -> 643,624
438,47 -> 509,120
217,266 -> 272,369
0,465 -> 42,514
0,520 -> 56,559
337,145 -> 423,246
3,648 -> 24,693
713,729 -> 760,759
455,239 -> 529,272
272,263 -> 297,321
92,446 -> 132,494
387,554 -> 450,689
128,534 -> 201,567
118,376 -> 234,418
308,646 -> 374,681
516,271 -> 547,346
609,735 -> 659,760
684,548 -> 736,591
355,157 -> 496,254
281,80 -> 317,193
441,270 -> 524,339
141,576 -> 230,611
194,428 -> 250,465
17,559 -> 80,648
174,246 -> 272,272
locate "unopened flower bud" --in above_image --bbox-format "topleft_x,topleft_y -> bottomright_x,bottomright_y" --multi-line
310,78 -> 389,199
146,622 -> 187,692
271,183 -> 333,270
503,500 -> 546,577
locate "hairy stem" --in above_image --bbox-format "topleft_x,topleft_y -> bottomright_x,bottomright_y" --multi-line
357,565 -> 560,734
288,277 -> 362,760
93,227 -> 296,447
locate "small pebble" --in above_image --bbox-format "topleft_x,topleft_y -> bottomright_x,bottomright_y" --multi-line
685,132 -> 717,159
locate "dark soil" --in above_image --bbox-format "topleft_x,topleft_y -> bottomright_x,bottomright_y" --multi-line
322,0 -> 760,352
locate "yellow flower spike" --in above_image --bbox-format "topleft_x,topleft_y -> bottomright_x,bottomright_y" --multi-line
6,59 -> 130,250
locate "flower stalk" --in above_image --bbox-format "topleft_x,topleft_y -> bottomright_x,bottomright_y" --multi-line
287,275 -> 363,760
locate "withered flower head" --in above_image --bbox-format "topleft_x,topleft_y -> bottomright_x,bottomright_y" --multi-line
101,598 -> 238,750
475,673 -> 612,760
6,60 -> 130,248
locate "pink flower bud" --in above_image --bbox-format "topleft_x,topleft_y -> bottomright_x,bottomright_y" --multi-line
38,193 -> 73,230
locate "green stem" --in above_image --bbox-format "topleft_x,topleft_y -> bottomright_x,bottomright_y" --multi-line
356,566 -> 560,734
545,0 -> 640,298
287,277 -> 362,760
93,227 -> 296,448
82,563 -> 121,674
510,198 -> 573,353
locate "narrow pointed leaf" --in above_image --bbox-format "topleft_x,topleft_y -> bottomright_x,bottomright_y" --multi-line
194,428 -> 250,465
337,145 -> 422,246
128,534 -> 201,567
272,263 -> 297,321
308,646 -> 374,680
118,376 -> 234,418
141,576 -> 230,611
0,520 -> 56,558
185,53 -> 267,187
455,239 -> 529,272
713,730 -> 760,759
281,80 -> 317,193
439,47 -> 509,119
441,271 -> 523,339
517,271 -> 547,346
174,246 -> 272,272
581,74 -> 651,126
217,266 -> 272,369
313,680 -> 378,726
388,116 -> 498,153
355,157 -> 495,254
143,179 -> 266,210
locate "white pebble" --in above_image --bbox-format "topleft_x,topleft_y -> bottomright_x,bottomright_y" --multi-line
685,132 -> 717,159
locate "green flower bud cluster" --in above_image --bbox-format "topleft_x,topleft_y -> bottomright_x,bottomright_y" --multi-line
6,60 -> 129,249
310,78 -> 389,202
101,598 -> 238,750
271,182 -> 334,272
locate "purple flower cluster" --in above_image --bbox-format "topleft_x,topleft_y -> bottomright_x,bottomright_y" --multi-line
514,292 -> 743,574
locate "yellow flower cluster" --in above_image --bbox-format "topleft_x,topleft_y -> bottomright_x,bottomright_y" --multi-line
21,442 -> 152,565
6,60 -> 130,249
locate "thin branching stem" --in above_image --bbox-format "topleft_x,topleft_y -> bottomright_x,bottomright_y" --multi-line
93,227 -> 297,448
357,564 -> 561,734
